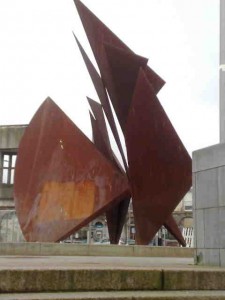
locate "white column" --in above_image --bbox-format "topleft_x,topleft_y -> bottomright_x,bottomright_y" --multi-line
220,0 -> 225,142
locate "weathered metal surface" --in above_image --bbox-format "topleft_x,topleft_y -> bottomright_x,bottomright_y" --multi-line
125,69 -> 192,245
105,196 -> 130,244
88,98 -> 113,161
89,99 -> 130,244
89,100 -> 182,245
13,1 -> 191,246
104,43 -> 148,131
73,0 -> 165,94
73,0 -> 191,246
74,35 -> 128,172
14,98 -> 129,242
164,216 -> 186,247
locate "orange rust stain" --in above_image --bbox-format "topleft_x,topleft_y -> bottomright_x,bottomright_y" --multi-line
36,181 -> 96,222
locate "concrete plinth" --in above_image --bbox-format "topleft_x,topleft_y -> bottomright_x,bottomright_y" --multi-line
193,143 -> 225,266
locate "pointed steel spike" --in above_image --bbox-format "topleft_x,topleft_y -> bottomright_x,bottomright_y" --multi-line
73,0 -> 165,93
164,215 -> 186,247
88,100 -> 130,244
88,103 -> 113,162
103,43 -> 148,131
105,196 -> 130,244
88,97 -> 125,174
73,34 -> 128,172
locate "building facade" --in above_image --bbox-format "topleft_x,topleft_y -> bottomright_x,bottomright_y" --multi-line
0,125 -> 26,242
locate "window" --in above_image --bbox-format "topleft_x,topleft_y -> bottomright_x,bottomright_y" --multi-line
184,205 -> 192,211
184,197 -> 192,211
1,153 -> 17,184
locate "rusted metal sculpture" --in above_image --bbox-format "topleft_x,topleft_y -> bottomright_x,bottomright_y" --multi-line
74,0 -> 191,245
14,98 -> 129,242
14,0 -> 191,245
125,69 -> 191,244
75,33 -> 187,247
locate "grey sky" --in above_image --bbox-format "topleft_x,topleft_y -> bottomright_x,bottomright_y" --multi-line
0,0 -> 220,156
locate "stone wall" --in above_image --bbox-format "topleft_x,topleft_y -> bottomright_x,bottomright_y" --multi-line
193,143 -> 225,266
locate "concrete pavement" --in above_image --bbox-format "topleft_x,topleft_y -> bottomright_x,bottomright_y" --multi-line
0,255 -> 194,270
1,291 -> 225,300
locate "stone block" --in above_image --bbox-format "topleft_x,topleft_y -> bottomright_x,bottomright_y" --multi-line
204,208 -> 220,249
219,207 -> 225,248
220,249 -> 225,267
12,243 -> 28,255
192,174 -> 196,211
39,242 -> 89,256
196,248 -> 220,266
89,244 -> 133,257
195,169 -> 218,209
194,209 -> 205,249
0,242 -> 27,255
25,242 -> 41,255
0,243 -> 13,255
133,246 -> 193,258
218,166 -> 225,207
0,269 -> 162,292
193,143 -> 225,172
62,243 -> 89,256
40,243 -> 61,255
195,248 -> 205,265
205,249 -> 220,266
133,246 -> 153,257
164,269 -> 225,290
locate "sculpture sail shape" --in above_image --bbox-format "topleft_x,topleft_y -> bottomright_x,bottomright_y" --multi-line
103,43 -> 149,131
88,99 -> 130,244
14,98 -> 129,242
74,35 -> 128,172
125,69 -> 192,244
73,0 -> 165,94
88,97 -> 113,162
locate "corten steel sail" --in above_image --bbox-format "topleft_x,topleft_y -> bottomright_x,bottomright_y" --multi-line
87,97 -> 124,174
73,0 -> 164,133
88,99 -> 185,246
74,35 -> 128,172
73,0 -> 165,94
102,42 -> 188,246
14,98 -> 129,242
74,0 -> 191,245
125,69 -> 191,244
88,98 -> 130,244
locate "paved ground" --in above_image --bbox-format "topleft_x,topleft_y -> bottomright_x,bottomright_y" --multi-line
0,255 -> 204,270
1,291 -> 225,300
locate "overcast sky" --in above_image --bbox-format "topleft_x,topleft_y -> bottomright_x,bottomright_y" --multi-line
0,0 -> 220,157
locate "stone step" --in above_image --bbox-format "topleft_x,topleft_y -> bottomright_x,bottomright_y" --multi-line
0,291 -> 225,300
0,243 -> 193,258
1,268 -> 225,293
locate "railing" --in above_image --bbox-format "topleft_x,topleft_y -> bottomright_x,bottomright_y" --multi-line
0,210 -> 24,242
182,227 -> 194,247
